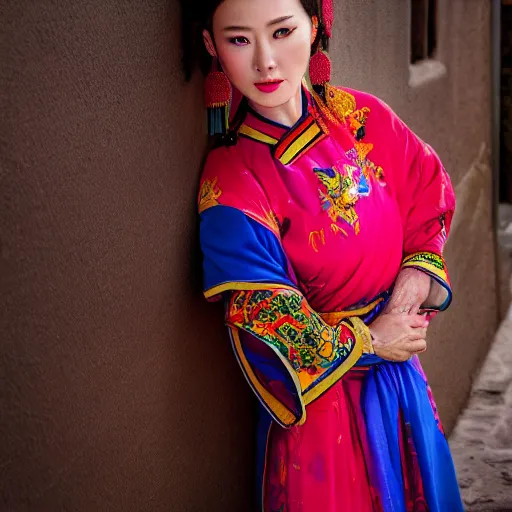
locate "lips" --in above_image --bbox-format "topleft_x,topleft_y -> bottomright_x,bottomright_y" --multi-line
254,80 -> 284,93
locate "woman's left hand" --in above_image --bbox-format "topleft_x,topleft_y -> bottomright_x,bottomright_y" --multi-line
384,268 -> 431,315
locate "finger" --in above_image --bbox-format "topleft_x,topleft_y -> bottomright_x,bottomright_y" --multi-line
386,296 -> 407,311
404,339 -> 427,353
385,350 -> 406,362
407,328 -> 427,340
389,308 -> 408,316
405,331 -> 425,341
409,304 -> 420,315
395,350 -> 413,362
409,314 -> 429,328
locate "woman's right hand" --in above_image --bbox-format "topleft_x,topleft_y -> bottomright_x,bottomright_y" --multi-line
369,313 -> 428,362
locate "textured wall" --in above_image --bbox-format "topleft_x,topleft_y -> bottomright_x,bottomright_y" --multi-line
0,0 -> 495,510
501,5 -> 512,202
332,0 -> 496,434
0,1 -> 254,510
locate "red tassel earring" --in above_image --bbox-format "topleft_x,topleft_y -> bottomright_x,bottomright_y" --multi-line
309,6 -> 332,103
309,49 -> 332,102
204,59 -> 232,136
309,0 -> 357,127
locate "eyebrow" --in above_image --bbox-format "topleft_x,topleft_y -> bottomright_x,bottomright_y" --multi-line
223,15 -> 294,32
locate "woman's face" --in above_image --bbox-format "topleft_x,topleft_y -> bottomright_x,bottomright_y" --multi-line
205,0 -> 314,111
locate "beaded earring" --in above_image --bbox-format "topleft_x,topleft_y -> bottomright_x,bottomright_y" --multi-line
309,49 -> 332,102
204,59 -> 232,136
309,0 -> 362,136
308,3 -> 333,103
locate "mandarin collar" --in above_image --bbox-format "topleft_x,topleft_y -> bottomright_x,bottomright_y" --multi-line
238,86 -> 328,165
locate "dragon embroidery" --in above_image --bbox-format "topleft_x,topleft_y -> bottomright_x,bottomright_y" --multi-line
313,165 -> 369,235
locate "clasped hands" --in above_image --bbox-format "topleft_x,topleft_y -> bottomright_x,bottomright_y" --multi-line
369,268 -> 431,362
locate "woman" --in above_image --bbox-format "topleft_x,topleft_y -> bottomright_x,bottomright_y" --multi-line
185,0 -> 464,509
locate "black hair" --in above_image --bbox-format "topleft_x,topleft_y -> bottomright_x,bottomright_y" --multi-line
180,0 -> 328,80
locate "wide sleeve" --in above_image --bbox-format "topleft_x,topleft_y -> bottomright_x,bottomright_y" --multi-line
376,103 -> 455,311
198,147 -> 373,427
198,146 -> 296,301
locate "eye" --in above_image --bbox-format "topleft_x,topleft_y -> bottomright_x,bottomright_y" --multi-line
229,36 -> 250,46
274,27 -> 295,39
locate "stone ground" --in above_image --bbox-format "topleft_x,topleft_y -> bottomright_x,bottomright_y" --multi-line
449,205 -> 512,511
450,308 -> 512,511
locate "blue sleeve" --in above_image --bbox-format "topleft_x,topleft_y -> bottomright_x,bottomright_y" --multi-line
199,205 -> 295,300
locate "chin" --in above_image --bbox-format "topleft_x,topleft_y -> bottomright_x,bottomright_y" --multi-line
247,89 -> 297,110
253,97 -> 290,109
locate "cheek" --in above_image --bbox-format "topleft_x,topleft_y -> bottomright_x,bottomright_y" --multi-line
217,46 -> 251,83
280,35 -> 311,74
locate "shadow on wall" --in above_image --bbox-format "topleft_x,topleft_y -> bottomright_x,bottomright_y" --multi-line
0,1 -> 257,511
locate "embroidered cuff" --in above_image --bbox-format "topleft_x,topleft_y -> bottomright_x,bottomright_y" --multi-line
349,317 -> 374,355
401,252 -> 452,311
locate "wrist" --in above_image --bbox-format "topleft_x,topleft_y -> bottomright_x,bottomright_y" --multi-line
368,325 -> 381,345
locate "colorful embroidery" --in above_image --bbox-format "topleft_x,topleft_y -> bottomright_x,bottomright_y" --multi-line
317,85 -> 386,190
324,84 -> 357,120
313,165 -> 370,235
198,177 -> 222,213
254,205 -> 281,237
402,252 -> 446,275
315,85 -> 370,140
308,229 -> 325,252
227,288 -> 364,395
347,107 -> 371,140
332,91 -> 386,185
345,143 -> 386,190
349,107 -> 370,127
401,252 -> 452,311
355,141 -> 373,161
330,224 -> 348,237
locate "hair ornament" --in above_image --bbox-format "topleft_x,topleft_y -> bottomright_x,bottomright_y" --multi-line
322,0 -> 334,38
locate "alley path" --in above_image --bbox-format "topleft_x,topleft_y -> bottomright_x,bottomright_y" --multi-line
450,305 -> 512,511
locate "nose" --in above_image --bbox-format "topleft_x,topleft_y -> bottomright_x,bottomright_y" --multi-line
254,40 -> 276,73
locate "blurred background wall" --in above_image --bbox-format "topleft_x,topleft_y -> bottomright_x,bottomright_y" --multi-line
332,0 -> 497,438
0,0 -> 497,510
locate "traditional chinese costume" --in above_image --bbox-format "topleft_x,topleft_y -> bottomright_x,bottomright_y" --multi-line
198,85 -> 463,512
